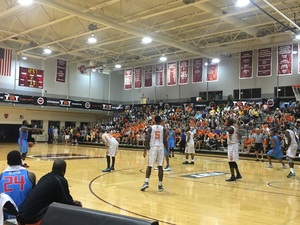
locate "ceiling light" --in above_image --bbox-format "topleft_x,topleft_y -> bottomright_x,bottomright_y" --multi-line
22,56 -> 27,60
142,37 -> 152,44
296,34 -> 300,40
235,0 -> 250,7
212,58 -> 220,63
18,0 -> 33,5
204,62 -> 208,66
115,64 -> 121,69
159,56 -> 167,62
43,47 -> 52,54
87,34 -> 97,44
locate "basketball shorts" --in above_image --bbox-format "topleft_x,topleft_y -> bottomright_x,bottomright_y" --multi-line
286,144 -> 298,158
107,142 -> 118,157
227,143 -> 239,162
267,148 -> 283,159
148,146 -> 164,167
185,143 -> 195,154
168,140 -> 175,149
18,138 -> 28,154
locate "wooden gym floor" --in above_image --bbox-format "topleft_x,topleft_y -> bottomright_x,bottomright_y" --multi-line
0,143 -> 299,225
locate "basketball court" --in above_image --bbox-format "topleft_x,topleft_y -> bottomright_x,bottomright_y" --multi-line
1,143 -> 299,225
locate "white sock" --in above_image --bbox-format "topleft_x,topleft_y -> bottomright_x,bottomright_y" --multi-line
290,168 -> 294,173
145,178 -> 149,183
158,181 -> 162,186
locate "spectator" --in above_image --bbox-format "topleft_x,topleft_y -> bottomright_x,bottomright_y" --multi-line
17,159 -> 82,225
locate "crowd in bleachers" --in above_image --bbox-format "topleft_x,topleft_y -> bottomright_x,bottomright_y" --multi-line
68,100 -> 299,156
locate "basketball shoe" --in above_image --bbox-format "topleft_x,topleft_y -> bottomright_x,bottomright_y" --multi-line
287,172 -> 296,178
140,182 -> 149,191
158,185 -> 164,192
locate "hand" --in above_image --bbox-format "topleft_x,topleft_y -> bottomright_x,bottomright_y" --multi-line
143,150 -> 147,158
74,200 -> 82,207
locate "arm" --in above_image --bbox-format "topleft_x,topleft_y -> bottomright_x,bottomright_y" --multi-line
28,171 -> 36,187
20,126 -> 43,133
270,137 -> 275,149
285,131 -> 291,147
143,127 -> 152,158
163,128 -> 169,153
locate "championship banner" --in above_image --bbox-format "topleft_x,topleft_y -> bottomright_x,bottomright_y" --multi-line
179,60 -> 189,85
124,68 -> 133,90
155,63 -> 164,87
206,64 -> 218,82
144,65 -> 152,88
277,44 -> 292,76
134,67 -> 142,89
257,48 -> 272,77
192,58 -> 203,83
19,67 -> 44,89
167,62 -> 177,86
240,50 -> 253,79
56,59 -> 66,83
298,43 -> 300,74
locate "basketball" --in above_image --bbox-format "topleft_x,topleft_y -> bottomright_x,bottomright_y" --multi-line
28,142 -> 34,148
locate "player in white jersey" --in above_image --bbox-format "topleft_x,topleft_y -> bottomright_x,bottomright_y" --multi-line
100,130 -> 119,172
285,123 -> 298,178
226,119 -> 242,182
141,115 -> 168,192
182,126 -> 195,164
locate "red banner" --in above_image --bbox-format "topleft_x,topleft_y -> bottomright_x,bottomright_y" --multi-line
167,62 -> 177,86
56,59 -> 66,82
144,65 -> 152,88
240,50 -> 253,79
19,67 -> 44,89
192,58 -> 202,83
257,48 -> 272,77
155,64 -> 164,86
134,67 -> 142,89
124,68 -> 133,90
277,44 -> 292,76
179,60 -> 189,85
206,64 -> 218,82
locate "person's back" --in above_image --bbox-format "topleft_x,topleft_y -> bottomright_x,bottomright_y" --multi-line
150,124 -> 164,147
0,150 -> 35,218
17,159 -> 82,225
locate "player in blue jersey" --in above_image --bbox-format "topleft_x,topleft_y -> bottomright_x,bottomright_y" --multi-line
168,127 -> 175,158
18,120 -> 43,167
0,150 -> 36,219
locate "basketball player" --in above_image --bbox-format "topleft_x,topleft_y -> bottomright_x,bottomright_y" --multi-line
168,126 -> 175,158
0,150 -> 36,219
141,115 -> 168,192
226,119 -> 242,182
18,120 -> 43,168
182,126 -> 195,164
100,130 -> 119,172
285,123 -> 298,178
252,128 -> 264,162
266,128 -> 286,168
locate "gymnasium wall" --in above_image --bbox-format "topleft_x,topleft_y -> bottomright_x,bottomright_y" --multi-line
0,45 -> 299,105
0,105 -> 107,142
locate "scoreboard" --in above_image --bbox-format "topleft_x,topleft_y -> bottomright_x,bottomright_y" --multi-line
19,67 -> 44,89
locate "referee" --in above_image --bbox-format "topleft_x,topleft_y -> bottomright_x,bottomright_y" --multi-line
252,128 -> 264,162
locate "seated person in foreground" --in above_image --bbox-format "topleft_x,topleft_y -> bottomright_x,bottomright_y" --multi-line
17,159 -> 82,225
